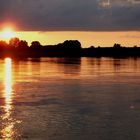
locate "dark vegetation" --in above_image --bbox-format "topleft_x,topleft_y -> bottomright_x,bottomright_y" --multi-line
0,37 -> 140,58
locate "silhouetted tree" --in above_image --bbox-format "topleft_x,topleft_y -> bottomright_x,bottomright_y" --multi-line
60,40 -> 82,56
113,43 -> 121,48
133,45 -> 137,48
30,41 -> 41,49
0,41 -> 8,53
63,40 -> 81,50
17,40 -> 29,49
9,37 -> 20,48
90,46 -> 95,49
0,41 -> 8,48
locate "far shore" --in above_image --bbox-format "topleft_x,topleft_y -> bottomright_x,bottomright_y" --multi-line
0,38 -> 140,58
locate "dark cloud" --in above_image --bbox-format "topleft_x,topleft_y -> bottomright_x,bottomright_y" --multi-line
0,0 -> 140,31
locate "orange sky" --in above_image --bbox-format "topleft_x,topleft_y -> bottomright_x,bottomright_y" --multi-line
17,31 -> 140,47
0,31 -> 140,48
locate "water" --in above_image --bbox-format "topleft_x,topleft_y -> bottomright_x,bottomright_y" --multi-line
0,57 -> 140,140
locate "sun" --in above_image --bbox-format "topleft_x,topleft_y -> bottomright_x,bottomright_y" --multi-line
1,27 -> 16,40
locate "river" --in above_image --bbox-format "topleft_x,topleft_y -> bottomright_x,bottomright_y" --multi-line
0,57 -> 139,140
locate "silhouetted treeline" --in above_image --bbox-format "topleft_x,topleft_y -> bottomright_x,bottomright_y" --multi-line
82,44 -> 140,57
0,37 -> 140,58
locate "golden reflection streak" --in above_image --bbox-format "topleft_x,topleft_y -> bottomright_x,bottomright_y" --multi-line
5,58 -> 12,108
1,58 -> 14,140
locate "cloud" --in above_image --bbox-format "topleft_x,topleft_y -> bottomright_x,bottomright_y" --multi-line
99,0 -> 140,7
0,0 -> 140,31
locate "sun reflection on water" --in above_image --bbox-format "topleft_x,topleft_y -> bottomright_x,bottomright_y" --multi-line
1,58 -> 20,140
4,58 -> 12,110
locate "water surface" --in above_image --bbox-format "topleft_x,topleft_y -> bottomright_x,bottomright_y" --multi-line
0,57 -> 140,140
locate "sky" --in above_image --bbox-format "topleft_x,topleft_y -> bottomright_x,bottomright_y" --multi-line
0,0 -> 140,47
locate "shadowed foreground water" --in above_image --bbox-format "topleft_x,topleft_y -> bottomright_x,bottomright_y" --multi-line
0,57 -> 140,140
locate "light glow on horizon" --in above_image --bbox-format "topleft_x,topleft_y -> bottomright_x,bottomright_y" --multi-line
15,31 -> 140,48
0,27 -> 17,42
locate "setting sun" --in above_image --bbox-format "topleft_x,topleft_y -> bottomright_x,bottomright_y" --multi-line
1,27 -> 16,41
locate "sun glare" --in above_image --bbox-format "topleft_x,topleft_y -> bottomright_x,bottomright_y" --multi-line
1,27 -> 16,40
